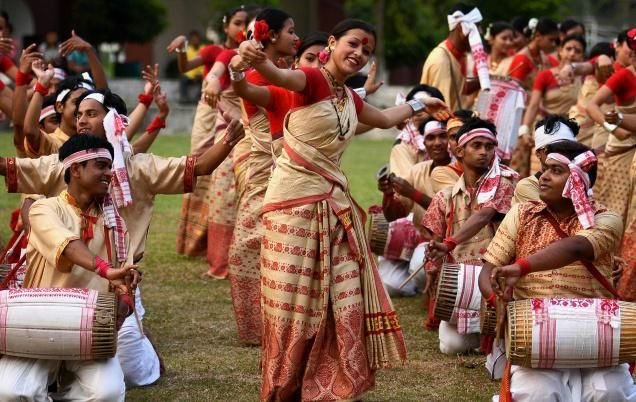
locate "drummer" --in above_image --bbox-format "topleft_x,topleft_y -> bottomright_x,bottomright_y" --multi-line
422,117 -> 518,354
513,115 -> 578,204
377,119 -> 453,295
480,140 -> 633,401
0,135 -> 138,401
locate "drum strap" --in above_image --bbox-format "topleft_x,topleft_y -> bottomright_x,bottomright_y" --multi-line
103,225 -> 113,265
542,209 -> 620,299
0,254 -> 26,290
439,46 -> 463,110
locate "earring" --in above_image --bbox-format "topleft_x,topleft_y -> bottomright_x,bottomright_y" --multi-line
271,37 -> 277,43
318,46 -> 332,64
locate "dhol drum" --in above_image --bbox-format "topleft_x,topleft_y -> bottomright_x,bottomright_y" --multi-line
434,263 -> 482,334
368,212 -> 422,262
0,262 -> 26,289
474,75 -> 525,160
0,288 -> 117,360
507,297 -> 636,368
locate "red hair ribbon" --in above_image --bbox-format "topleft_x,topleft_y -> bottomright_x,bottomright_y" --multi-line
253,20 -> 271,42
627,27 -> 636,51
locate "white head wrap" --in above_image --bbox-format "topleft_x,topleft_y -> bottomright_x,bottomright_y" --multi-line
534,122 -> 576,151
447,7 -> 491,91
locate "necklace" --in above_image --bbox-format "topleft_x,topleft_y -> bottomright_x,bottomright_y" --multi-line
321,67 -> 349,140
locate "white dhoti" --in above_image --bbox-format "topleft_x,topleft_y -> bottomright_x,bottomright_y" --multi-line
485,338 -> 506,380
377,242 -> 428,297
492,363 -> 636,402
438,320 -> 481,355
0,355 -> 125,402
116,287 -> 161,387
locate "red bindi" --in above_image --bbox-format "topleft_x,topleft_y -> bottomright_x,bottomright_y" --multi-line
361,37 -> 369,45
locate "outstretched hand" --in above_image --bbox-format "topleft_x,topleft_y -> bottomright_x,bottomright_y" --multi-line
489,263 -> 522,301
166,35 -> 187,53
363,62 -> 384,96
19,44 -> 42,74
59,30 -> 92,57
223,119 -> 245,147
31,60 -> 55,87
425,240 -> 449,262
142,63 -> 160,95
238,40 -> 266,65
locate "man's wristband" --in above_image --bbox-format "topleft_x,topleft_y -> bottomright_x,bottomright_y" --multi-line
407,98 -> 425,115
94,256 -> 111,278
15,71 -> 31,86
33,81 -> 49,97
138,93 -> 153,108
411,189 -> 426,205
443,236 -> 458,252
485,293 -> 496,307
145,115 -> 166,133
516,258 -> 532,276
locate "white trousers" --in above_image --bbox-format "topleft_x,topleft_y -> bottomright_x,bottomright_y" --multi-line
377,242 -> 428,297
438,320 -> 480,355
0,356 -> 125,402
493,363 -> 636,402
116,287 -> 161,387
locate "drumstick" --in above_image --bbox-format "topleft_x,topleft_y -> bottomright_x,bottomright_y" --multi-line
399,262 -> 425,290
125,273 -> 145,339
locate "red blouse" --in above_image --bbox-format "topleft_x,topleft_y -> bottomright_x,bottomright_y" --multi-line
604,68 -> 636,106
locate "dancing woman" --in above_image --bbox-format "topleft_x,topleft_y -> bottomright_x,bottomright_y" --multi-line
238,18 -> 447,401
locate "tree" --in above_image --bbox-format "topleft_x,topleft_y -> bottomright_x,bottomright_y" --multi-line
345,0 -> 568,72
71,0 -> 167,44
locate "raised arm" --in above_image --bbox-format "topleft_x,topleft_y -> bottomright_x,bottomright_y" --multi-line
201,60 -> 229,108
358,96 -> 449,130
127,64 -> 159,140
519,89 -> 542,136
59,30 -> 108,89
229,55 -> 272,107
132,87 -> 169,154
11,45 -> 41,153
239,41 -> 307,91
23,60 -> 54,153
167,35 -> 204,73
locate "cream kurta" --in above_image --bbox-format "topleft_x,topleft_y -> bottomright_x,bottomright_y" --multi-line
513,174 -> 540,205
8,152 -> 195,263
421,41 -> 471,112
396,160 -> 438,231
24,127 -> 71,158
389,142 -> 427,180
24,191 -> 129,292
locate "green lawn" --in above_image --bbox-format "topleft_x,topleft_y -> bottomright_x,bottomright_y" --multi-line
0,133 -> 497,401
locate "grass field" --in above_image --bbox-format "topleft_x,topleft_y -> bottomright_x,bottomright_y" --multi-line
0,133 -> 498,401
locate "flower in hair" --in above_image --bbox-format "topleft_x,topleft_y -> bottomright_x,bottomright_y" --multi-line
295,39 -> 302,51
627,27 -> 636,51
253,20 -> 271,42
318,47 -> 331,64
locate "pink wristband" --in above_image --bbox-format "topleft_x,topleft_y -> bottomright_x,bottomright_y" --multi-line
443,236 -> 458,252
94,256 -> 111,278
34,81 -> 49,97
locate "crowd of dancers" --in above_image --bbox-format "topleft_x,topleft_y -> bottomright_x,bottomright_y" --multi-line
0,2 -> 635,401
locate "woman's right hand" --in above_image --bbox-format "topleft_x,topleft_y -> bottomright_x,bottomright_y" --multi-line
166,35 -> 187,53
239,40 -> 266,65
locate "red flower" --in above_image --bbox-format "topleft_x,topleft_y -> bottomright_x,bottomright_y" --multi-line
236,31 -> 245,44
253,20 -> 271,42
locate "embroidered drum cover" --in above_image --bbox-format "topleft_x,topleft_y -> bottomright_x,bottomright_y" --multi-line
0,288 -> 117,360
507,297 -> 628,368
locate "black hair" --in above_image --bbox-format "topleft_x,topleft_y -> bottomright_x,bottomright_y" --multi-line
511,16 -> 530,35
297,31 -> 328,57
60,134 -> 114,184
454,109 -> 479,123
406,84 -> 445,102
535,114 -> 580,138
42,94 -> 57,110
450,3 -> 476,15
487,21 -> 514,40
589,42 -> 615,59
56,77 -> 95,104
456,116 -> 497,143
345,74 -> 367,89
255,8 -> 291,46
561,33 -> 586,52
559,19 -> 584,35
188,30 -> 201,38
330,19 -> 376,44
535,18 -> 559,37
223,5 -> 250,26
544,140 -> 597,187
75,89 -> 128,116
617,29 -> 629,45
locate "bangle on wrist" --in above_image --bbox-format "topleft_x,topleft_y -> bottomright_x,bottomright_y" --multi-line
569,62 -> 576,73
603,121 -> 618,133
228,66 -> 245,82
443,236 -> 458,252
518,124 -> 529,137
33,81 -> 49,97
94,256 -> 111,278
516,258 -> 532,276
15,70 -> 31,86
138,92 -> 153,108
175,40 -> 188,53
145,115 -> 166,133
617,112 -> 625,127
407,98 -> 425,115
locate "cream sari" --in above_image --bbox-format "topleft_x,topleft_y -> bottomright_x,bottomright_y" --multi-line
260,85 -> 406,401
